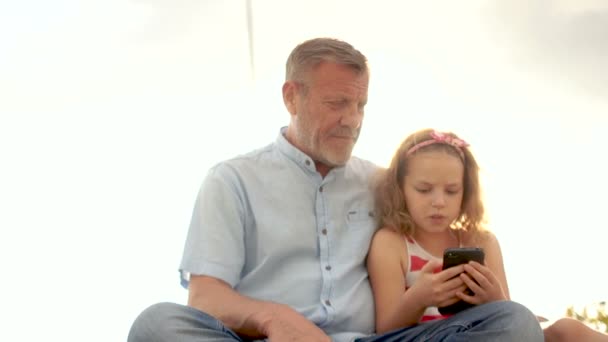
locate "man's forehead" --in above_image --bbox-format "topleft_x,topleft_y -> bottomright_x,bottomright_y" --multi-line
314,76 -> 369,96
309,61 -> 367,79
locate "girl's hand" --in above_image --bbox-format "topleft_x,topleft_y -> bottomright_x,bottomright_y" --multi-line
456,261 -> 508,304
409,259 -> 468,309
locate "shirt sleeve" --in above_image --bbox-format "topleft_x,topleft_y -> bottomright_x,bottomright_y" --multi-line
179,162 -> 246,288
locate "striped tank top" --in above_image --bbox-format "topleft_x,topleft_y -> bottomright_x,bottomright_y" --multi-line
404,234 -> 461,322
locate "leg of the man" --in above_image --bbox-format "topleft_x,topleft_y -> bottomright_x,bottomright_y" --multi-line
128,302 -> 244,342
357,300 -> 543,342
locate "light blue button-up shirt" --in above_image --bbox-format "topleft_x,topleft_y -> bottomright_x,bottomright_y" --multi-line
180,127 -> 379,341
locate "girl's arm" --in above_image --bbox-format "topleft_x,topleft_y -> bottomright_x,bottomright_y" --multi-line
481,232 -> 510,299
367,228 -> 426,332
457,232 -> 510,303
367,228 -> 466,333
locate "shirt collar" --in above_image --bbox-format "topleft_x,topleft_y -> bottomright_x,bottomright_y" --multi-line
276,126 -> 346,177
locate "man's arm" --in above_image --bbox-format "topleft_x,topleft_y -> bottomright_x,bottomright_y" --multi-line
188,275 -> 331,341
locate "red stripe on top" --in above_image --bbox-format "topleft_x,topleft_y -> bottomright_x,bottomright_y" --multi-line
420,314 -> 451,322
410,256 -> 442,273
410,255 -> 429,271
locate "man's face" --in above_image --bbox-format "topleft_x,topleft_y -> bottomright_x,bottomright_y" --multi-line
284,61 -> 369,172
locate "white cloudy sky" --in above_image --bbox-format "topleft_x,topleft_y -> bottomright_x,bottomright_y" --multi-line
1,1 -> 607,341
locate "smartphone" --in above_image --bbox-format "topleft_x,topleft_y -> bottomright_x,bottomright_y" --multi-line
437,247 -> 485,315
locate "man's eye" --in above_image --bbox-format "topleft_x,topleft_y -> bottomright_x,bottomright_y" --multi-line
327,100 -> 347,108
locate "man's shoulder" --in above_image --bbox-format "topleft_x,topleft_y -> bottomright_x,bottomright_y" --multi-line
206,142 -> 277,177
349,155 -> 379,168
346,156 -> 381,178
217,142 -> 275,165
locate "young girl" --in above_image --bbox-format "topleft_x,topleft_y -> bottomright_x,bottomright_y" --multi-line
368,128 -> 608,341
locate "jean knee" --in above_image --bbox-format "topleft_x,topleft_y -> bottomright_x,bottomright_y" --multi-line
499,301 -> 543,339
500,301 -> 537,321
128,302 -> 180,342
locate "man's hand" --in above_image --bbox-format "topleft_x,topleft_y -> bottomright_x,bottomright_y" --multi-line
248,303 -> 331,342
189,276 -> 330,341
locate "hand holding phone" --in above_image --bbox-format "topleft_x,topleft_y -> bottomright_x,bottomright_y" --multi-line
438,247 -> 485,315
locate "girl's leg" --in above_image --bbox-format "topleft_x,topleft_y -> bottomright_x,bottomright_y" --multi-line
543,317 -> 608,342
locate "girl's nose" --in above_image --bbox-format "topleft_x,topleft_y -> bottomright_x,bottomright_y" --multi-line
431,193 -> 445,207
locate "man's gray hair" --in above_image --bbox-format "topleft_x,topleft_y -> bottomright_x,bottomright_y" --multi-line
285,38 -> 368,83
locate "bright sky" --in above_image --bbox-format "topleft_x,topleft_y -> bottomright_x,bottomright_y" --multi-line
2,1 -> 607,341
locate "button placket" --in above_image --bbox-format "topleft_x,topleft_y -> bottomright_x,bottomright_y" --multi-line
315,181 -> 334,318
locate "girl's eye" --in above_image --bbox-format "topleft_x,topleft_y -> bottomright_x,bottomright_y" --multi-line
416,188 -> 431,194
446,189 -> 460,195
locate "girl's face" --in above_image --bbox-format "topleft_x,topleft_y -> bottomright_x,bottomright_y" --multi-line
403,150 -> 464,234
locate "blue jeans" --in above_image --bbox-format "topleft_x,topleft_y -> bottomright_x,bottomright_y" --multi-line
356,301 -> 543,341
128,300 -> 543,342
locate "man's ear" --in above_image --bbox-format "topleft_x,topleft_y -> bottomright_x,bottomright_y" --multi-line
282,81 -> 297,116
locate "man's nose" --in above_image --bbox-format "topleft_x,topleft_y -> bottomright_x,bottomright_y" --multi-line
339,106 -> 363,129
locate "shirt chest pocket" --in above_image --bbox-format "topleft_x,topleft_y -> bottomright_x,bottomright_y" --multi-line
339,208 -> 376,259
347,209 -> 375,225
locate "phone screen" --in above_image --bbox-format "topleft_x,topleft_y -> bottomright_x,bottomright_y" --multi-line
442,247 -> 485,270
438,247 -> 485,315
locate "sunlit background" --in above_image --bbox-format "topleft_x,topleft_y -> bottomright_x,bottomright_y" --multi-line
1,1 -> 607,341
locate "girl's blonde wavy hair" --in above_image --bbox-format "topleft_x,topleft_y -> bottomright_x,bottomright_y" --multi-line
373,128 -> 487,238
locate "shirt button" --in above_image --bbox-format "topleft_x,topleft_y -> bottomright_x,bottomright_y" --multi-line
319,186 -> 323,192
325,265 -> 331,271
325,300 -> 331,306
305,160 -> 310,166
321,228 -> 327,235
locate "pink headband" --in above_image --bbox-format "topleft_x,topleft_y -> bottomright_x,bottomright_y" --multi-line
406,130 -> 469,160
